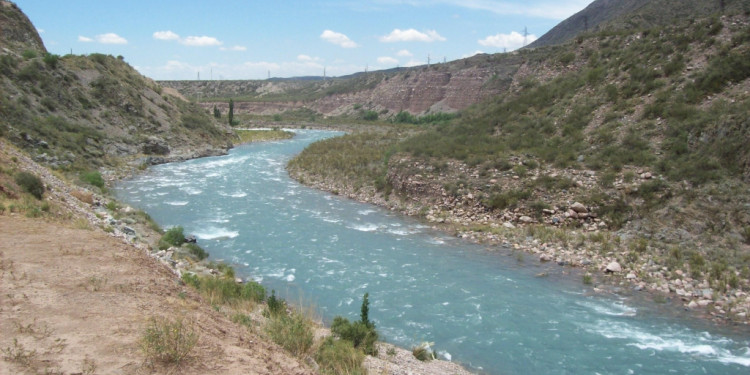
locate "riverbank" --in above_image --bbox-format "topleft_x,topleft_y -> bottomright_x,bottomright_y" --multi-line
0,139 -> 473,374
287,159 -> 750,327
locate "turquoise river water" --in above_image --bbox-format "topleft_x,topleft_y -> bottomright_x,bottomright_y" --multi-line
115,130 -> 750,374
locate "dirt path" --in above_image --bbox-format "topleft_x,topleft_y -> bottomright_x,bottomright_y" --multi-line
0,215 -> 313,375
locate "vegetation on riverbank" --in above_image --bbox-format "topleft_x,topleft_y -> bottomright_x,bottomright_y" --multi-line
234,128 -> 295,144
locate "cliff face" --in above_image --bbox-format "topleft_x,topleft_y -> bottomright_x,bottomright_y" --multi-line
0,1 -> 233,171
162,53 -> 525,117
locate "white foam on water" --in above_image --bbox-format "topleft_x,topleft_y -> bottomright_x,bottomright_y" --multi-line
358,209 -> 376,216
285,274 -> 295,282
155,192 -> 168,196
165,201 -> 189,206
388,228 -> 411,236
438,351 -> 452,361
578,299 -> 637,317
583,320 -> 750,367
348,223 -> 380,232
180,187 -> 202,195
230,191 -> 247,198
194,227 -> 239,240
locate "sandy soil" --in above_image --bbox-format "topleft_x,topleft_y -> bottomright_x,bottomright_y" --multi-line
0,215 -> 314,375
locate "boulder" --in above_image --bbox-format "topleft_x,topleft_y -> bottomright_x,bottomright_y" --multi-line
626,273 -> 637,280
605,261 -> 622,273
519,216 -> 533,224
185,235 -> 197,243
570,202 -> 588,213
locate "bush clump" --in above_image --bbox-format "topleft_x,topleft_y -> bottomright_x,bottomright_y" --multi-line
81,171 -> 105,189
159,226 -> 186,249
265,309 -> 314,357
316,337 -> 365,375
140,316 -> 198,365
181,272 -> 265,305
330,293 -> 378,355
15,171 -> 44,199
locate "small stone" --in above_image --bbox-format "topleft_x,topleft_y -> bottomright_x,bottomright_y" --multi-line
626,273 -> 637,280
539,254 -> 552,262
687,300 -> 699,309
641,172 -> 652,179
519,216 -> 533,224
122,226 -> 136,235
503,222 -> 516,229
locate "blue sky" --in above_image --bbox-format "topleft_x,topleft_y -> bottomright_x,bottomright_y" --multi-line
15,0 -> 593,80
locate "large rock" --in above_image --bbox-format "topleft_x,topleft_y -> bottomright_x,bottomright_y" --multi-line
570,202 -> 588,213
605,261 -> 622,273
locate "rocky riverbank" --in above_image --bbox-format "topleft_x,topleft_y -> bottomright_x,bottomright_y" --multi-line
288,155 -> 750,326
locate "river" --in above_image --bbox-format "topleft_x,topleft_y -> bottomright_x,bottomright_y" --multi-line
115,129 -> 750,374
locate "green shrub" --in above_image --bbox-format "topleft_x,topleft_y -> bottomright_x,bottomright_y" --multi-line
43,53 -> 60,69
140,317 -> 198,364
22,49 -> 37,59
330,293 -> 378,355
15,171 -> 44,199
266,310 -> 314,357
181,272 -> 265,305
185,243 -> 209,260
362,110 -> 378,121
81,171 -> 105,189
316,337 -> 365,375
0,55 -> 18,75
265,290 -> 286,317
160,226 -> 186,249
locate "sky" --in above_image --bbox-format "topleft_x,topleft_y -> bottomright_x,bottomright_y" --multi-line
15,0 -> 593,80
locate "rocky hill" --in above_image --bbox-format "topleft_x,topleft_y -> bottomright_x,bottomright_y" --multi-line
0,1 -> 233,173
161,52 -> 529,118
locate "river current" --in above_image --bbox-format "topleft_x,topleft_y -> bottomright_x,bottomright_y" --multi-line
115,130 -> 750,374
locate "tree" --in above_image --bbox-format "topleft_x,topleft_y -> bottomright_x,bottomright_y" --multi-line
213,105 -> 221,119
228,99 -> 234,125
360,292 -> 370,328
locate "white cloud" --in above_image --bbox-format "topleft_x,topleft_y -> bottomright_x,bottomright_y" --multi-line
377,56 -> 399,65
297,54 -> 314,62
153,30 -> 180,41
37,28 -> 45,34
78,35 -> 93,43
396,49 -> 413,57
379,29 -> 446,43
96,33 -> 128,45
320,30 -> 358,48
180,36 -> 223,47
220,45 -> 247,51
478,31 -> 537,51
